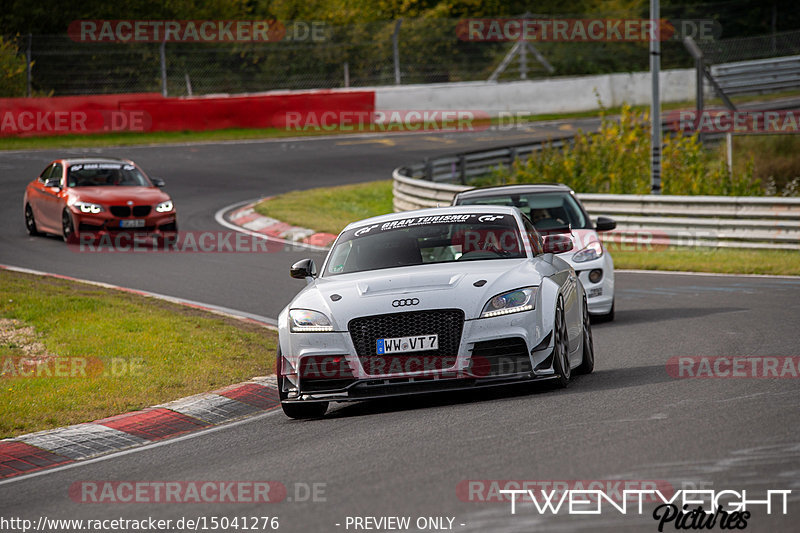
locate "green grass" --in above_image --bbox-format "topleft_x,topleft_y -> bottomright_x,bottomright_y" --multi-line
610,247 -> 800,276
0,269 -> 277,438
254,180 -> 394,235
0,126 -> 360,151
254,180 -> 800,276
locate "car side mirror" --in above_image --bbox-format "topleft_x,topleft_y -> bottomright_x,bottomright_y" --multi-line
542,234 -> 573,254
151,178 -> 166,187
290,258 -> 317,279
44,178 -> 61,189
594,216 -> 616,232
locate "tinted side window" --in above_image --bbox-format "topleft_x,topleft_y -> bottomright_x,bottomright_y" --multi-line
50,164 -> 63,185
39,164 -> 55,182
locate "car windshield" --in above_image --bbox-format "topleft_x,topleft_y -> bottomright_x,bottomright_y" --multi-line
458,191 -> 589,231
67,163 -> 151,187
324,213 -> 526,276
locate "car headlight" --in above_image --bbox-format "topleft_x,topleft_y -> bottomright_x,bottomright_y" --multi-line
289,309 -> 334,332
73,201 -> 104,214
480,287 -> 536,318
155,200 -> 174,213
573,241 -> 603,263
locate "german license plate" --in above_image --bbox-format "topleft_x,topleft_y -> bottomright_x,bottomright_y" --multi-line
377,335 -> 438,354
120,219 -> 145,228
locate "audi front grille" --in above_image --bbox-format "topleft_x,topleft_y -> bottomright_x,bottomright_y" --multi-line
348,309 -> 465,376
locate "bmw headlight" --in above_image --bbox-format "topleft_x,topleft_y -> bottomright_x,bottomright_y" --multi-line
155,200 -> 174,213
73,201 -> 104,214
289,309 -> 334,332
480,287 -> 536,318
573,241 -> 603,263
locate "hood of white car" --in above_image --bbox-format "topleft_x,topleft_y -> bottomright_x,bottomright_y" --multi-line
286,259 -> 548,328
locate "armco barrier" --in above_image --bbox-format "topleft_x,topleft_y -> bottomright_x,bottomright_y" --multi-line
0,90 -> 375,137
392,168 -> 800,250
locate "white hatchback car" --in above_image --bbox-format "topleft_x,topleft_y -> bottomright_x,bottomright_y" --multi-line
453,184 -> 616,320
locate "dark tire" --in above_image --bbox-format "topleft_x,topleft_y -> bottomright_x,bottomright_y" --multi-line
576,297 -> 595,375
62,209 -> 78,244
276,347 -> 328,419
24,204 -> 41,236
551,298 -> 571,388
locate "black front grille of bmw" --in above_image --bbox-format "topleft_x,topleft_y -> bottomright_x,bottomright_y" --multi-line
348,310 -> 465,375
470,337 -> 531,376
110,206 -> 152,217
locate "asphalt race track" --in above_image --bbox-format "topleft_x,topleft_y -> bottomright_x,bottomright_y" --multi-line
1,123 -> 799,532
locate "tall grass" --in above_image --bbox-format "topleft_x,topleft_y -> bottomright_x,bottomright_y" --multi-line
482,105 -> 767,196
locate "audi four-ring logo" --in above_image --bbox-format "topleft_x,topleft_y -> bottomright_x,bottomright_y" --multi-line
392,298 -> 420,307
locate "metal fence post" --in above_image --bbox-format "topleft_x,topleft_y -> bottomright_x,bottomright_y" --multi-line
344,62 -> 350,88
160,39 -> 168,97
392,19 -> 403,85
649,0 -> 662,195
683,36 -> 704,144
26,34 -> 32,97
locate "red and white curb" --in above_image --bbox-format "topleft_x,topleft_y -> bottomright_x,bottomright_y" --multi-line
0,265 -> 282,480
226,200 -> 337,248
0,377 -> 280,480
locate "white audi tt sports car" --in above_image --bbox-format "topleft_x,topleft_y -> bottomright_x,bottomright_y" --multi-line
454,184 -> 617,320
277,206 -> 595,419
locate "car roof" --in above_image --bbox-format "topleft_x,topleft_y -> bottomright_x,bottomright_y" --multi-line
342,205 -> 521,232
455,183 -> 574,200
57,157 -> 135,166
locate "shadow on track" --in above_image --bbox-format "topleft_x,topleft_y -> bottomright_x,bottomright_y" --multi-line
308,364 -> 671,420
596,307 -> 747,327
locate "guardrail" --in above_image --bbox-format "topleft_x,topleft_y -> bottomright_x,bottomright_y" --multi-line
709,55 -> 800,96
398,137 -> 574,184
392,169 -> 800,250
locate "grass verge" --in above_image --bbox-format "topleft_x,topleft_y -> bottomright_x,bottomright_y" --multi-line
0,269 -> 277,438
610,247 -> 800,276
254,180 -> 394,235
254,180 -> 800,276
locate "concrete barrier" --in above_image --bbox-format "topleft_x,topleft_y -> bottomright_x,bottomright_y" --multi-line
376,69 -> 694,116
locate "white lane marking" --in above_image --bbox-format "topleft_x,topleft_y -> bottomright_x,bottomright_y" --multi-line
0,409 -> 283,486
617,269 -> 800,280
213,200 -> 330,252
0,263 -> 279,328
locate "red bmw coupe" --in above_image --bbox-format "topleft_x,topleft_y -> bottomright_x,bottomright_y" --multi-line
23,158 -> 177,243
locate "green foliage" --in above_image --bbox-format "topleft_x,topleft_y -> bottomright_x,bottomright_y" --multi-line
484,105 -> 763,196
0,36 -> 27,97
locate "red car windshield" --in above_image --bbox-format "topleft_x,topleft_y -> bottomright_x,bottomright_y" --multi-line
67,163 -> 151,187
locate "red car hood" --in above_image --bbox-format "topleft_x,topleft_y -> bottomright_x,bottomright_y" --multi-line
68,187 -> 170,205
